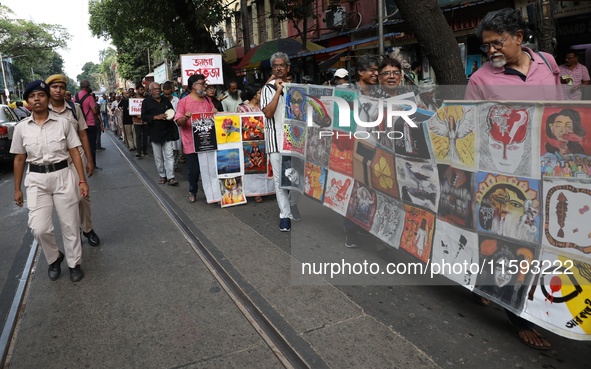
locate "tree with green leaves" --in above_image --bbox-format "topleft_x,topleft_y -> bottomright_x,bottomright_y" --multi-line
272,0 -> 317,52
77,62 -> 100,91
89,0 -> 236,84
0,5 -> 70,97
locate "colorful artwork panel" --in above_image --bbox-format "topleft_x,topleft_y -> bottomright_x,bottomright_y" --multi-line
393,112 -> 433,160
216,144 -> 243,178
241,114 -> 265,141
304,162 -> 327,202
478,104 -> 539,178
346,180 -> 378,231
371,146 -> 399,199
284,85 -> 307,122
191,113 -> 217,152
399,204 -> 436,263
323,170 -> 354,216
328,132 -> 354,177
540,106 -> 591,179
243,141 -> 267,174
427,104 -> 477,170
437,164 -> 474,229
307,86 -> 334,128
219,176 -> 246,207
333,88 -> 358,133
475,172 -> 541,244
215,114 -> 242,144
283,121 -> 307,155
543,179 -> 591,258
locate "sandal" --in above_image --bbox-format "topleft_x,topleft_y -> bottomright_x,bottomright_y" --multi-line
158,177 -> 167,184
187,193 -> 196,203
472,292 -> 491,307
167,178 -> 178,186
255,196 -> 263,203
509,323 -> 551,350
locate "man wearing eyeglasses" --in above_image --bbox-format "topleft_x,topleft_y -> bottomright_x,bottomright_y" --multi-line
377,57 -> 404,97
465,8 -> 563,101
353,54 -> 384,97
558,51 -> 590,100
464,8 -> 562,351
261,52 -> 301,232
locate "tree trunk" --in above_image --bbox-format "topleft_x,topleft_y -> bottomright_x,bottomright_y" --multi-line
394,0 -> 466,85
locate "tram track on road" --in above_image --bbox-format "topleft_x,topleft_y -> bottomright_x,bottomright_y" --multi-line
109,134 -> 324,369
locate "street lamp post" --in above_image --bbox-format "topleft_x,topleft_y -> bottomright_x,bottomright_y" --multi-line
0,54 -> 10,104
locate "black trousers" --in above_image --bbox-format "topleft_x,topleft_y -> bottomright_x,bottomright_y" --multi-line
86,125 -> 98,166
134,125 -> 149,155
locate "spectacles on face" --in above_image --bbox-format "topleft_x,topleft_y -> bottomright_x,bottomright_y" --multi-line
379,70 -> 401,77
365,67 -> 379,74
272,63 -> 287,69
480,35 -> 509,53
194,81 -> 206,85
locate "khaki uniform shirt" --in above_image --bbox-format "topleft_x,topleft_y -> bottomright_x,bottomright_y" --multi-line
10,113 -> 82,166
49,101 -> 87,157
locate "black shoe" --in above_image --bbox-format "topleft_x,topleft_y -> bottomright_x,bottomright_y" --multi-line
69,265 -> 84,282
135,152 -> 142,158
48,251 -> 65,281
83,229 -> 101,247
97,147 -> 106,151
94,166 -> 103,172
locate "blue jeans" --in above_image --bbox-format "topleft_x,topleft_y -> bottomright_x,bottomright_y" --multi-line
186,153 -> 201,195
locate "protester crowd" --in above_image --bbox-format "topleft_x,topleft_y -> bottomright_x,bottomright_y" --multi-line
8,6 -> 590,353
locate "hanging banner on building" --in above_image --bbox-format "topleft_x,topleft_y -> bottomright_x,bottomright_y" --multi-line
180,54 -> 223,86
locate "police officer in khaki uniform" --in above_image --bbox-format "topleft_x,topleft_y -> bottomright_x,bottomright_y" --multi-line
11,80 -> 89,282
46,74 -> 101,246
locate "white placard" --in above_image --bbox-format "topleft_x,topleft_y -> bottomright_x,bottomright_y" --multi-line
180,54 -> 224,87
129,98 -> 144,116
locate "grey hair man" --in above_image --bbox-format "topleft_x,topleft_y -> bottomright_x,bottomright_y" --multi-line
261,51 -> 301,232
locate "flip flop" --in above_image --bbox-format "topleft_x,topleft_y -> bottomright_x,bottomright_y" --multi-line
255,196 -> 263,203
158,177 -> 167,184
472,292 -> 491,307
509,323 -> 551,350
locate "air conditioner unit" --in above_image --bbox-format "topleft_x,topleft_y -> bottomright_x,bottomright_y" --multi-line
325,6 -> 346,29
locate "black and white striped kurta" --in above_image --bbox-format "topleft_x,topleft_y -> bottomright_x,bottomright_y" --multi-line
260,81 -> 285,153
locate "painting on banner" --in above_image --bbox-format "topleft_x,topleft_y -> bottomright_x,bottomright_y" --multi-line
328,133 -> 354,177
241,114 -> 265,141
369,194 -> 405,247
478,103 -> 539,178
283,121 -> 307,155
219,176 -> 246,207
427,104 -> 477,170
279,155 -> 305,193
346,180 -> 378,231
474,235 -> 537,312
540,106 -> 591,179
393,112 -> 433,160
215,114 -> 242,144
243,141 -> 267,174
190,113 -> 217,152
522,248 -> 591,340
437,164 -> 474,229
396,157 -> 439,213
323,170 -> 354,216
333,87 -> 359,133
216,143 -> 243,178
304,162 -> 327,202
543,179 -> 591,258
475,172 -> 540,244
284,84 -> 307,122
180,54 -> 223,86
307,86 -> 334,128
399,204 -> 435,263
431,221 -> 479,290
306,126 -> 332,168
371,146 -> 399,199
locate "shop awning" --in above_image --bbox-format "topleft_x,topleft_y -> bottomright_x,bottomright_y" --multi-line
290,32 -> 401,59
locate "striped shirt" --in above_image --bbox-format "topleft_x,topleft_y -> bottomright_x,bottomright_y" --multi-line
260,81 -> 284,153
558,62 -> 590,100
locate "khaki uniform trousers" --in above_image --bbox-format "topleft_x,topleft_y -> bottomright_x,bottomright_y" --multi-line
26,165 -> 82,268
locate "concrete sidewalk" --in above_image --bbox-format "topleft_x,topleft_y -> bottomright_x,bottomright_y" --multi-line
5,132 -> 440,369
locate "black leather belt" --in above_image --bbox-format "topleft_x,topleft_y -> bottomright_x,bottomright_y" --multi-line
29,160 -> 69,173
